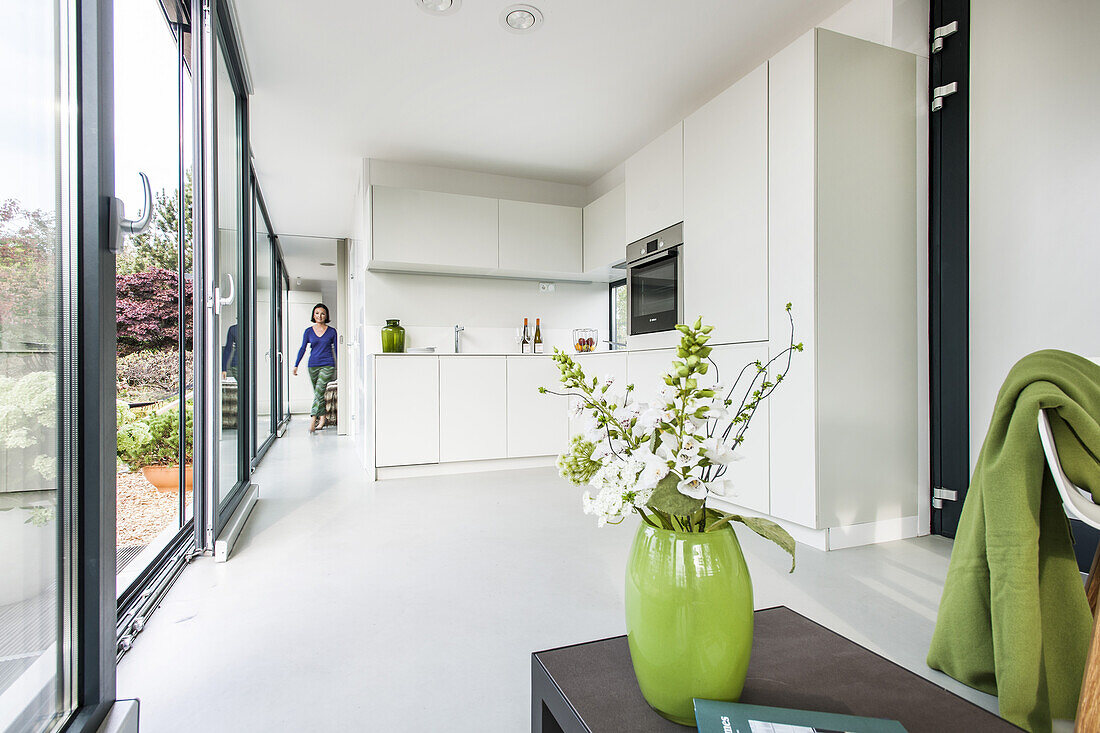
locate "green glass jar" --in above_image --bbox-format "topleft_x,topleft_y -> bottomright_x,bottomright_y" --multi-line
381,319 -> 405,353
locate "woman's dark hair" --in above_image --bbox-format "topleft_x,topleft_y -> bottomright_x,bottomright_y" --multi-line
311,303 -> 330,324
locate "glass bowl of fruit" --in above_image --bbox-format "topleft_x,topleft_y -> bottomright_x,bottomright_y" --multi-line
573,328 -> 598,353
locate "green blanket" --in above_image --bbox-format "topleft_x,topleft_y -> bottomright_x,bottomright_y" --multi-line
928,350 -> 1100,732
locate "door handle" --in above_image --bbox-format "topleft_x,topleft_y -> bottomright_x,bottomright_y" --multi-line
107,172 -> 153,253
214,273 -> 235,315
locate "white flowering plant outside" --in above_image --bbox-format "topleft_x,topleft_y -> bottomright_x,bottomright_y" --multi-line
542,307 -> 802,571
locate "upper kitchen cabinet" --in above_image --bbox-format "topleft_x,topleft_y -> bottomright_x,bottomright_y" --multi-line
582,183 -> 626,274
498,199 -> 582,273
371,186 -> 499,270
625,122 -> 683,244
684,62 -> 768,345
767,29 -> 918,533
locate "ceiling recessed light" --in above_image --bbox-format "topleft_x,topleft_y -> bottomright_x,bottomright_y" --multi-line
320,262 -> 335,267
417,0 -> 461,16
500,4 -> 543,33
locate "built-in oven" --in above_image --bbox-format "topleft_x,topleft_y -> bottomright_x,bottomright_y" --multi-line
626,222 -> 683,336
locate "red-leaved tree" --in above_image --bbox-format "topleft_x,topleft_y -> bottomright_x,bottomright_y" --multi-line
116,268 -> 194,356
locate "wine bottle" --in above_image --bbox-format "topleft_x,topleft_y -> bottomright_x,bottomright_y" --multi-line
521,318 -> 531,354
534,318 -> 543,354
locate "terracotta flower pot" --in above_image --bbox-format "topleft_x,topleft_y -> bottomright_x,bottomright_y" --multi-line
141,465 -> 194,492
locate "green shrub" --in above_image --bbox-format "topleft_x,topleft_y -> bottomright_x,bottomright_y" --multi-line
117,401 -> 193,471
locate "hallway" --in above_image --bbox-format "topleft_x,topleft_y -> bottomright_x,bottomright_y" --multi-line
117,421 -> 997,731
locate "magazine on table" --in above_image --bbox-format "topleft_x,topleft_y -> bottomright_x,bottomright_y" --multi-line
694,699 -> 908,733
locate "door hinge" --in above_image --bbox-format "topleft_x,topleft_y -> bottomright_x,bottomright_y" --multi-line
931,21 -> 958,53
932,82 -> 958,112
932,486 -> 959,509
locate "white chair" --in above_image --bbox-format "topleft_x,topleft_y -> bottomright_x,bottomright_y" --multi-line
1037,408 -> 1100,728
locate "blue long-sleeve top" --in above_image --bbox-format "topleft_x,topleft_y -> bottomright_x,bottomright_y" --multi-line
295,325 -> 337,368
221,324 -> 238,370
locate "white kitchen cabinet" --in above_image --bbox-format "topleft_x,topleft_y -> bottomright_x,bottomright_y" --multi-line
439,357 -> 507,462
498,200 -> 582,273
582,184 -> 626,273
767,29 -> 918,531
704,343 -> 770,514
684,62 -> 769,345
507,357 -> 568,457
569,352 -> 629,436
371,186 -> 498,269
626,348 -> 676,407
375,356 -> 439,467
625,122 -> 684,244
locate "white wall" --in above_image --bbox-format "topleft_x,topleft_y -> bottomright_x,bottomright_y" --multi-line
969,0 -> 1100,464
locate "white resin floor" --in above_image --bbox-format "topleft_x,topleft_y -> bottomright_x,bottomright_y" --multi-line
118,419 -> 1012,732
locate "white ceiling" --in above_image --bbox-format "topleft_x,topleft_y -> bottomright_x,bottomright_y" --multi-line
236,0 -> 851,240
280,235 -> 339,292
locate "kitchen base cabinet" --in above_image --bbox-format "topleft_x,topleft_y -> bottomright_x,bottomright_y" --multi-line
375,356 -> 439,467
507,357 -> 568,458
440,357 -> 507,462
569,352 -> 629,436
706,343 -> 769,515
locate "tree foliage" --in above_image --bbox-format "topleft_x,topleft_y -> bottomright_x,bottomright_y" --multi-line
116,268 -> 194,356
0,200 -> 57,349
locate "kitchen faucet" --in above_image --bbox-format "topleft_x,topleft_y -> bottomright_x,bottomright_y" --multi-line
454,325 -> 464,353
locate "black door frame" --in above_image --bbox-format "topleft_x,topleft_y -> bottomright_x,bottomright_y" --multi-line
929,0 -> 971,537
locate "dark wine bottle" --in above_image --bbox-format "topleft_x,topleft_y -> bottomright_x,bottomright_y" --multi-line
522,318 -> 531,354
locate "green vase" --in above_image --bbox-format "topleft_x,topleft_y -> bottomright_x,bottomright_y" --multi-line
625,523 -> 754,726
381,319 -> 405,353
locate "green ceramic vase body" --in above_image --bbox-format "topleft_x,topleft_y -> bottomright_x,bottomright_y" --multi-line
624,523 -> 754,726
381,319 -> 405,353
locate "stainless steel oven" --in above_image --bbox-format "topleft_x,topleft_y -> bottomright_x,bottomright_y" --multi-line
626,222 -> 683,336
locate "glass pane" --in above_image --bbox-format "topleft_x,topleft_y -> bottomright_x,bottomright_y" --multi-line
216,36 -> 242,503
255,199 -> 273,446
281,269 -> 291,420
113,0 -> 188,594
631,257 -> 677,317
612,283 -> 628,348
0,0 -> 74,728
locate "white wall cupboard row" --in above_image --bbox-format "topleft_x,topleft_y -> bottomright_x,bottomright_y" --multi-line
372,355 -> 568,468
370,186 -> 586,281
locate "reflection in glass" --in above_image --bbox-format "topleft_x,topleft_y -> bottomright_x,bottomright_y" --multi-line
256,198 -> 273,447
216,36 -> 242,503
0,0 -> 73,728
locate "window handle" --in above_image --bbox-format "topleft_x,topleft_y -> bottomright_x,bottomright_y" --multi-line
215,273 -> 235,315
107,172 -> 153,252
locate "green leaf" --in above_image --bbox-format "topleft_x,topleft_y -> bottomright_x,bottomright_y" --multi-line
706,512 -> 796,572
646,474 -> 704,517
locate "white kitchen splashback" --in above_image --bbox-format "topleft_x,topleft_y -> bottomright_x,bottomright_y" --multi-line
360,269 -> 609,354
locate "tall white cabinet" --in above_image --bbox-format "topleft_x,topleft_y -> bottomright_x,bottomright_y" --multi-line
767,29 -> 918,532
683,62 -> 769,345
625,122 -> 684,243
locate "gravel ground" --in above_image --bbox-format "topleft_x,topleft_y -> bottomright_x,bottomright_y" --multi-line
116,471 -> 192,548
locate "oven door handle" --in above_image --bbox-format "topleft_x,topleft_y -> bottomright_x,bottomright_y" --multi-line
627,247 -> 678,269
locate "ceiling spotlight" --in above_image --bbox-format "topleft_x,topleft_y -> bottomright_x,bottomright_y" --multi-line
417,0 -> 461,15
320,262 -> 335,267
296,277 -> 302,286
500,4 -> 543,33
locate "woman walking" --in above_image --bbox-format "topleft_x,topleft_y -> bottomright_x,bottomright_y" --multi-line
293,303 -> 337,433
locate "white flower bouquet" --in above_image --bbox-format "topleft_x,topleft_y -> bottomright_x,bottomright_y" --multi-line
542,306 -> 802,570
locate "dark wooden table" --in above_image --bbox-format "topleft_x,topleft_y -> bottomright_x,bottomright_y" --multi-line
531,606 -> 1022,732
